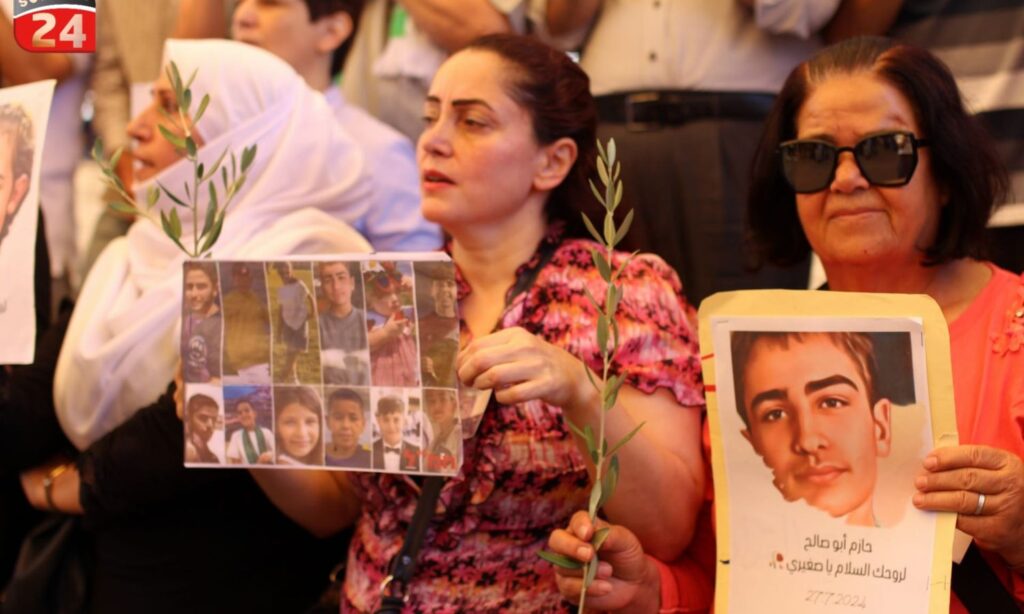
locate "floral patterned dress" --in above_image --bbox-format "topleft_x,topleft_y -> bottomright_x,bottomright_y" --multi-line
342,229 -> 705,613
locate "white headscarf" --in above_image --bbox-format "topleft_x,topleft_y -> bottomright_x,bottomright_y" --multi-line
55,40 -> 373,450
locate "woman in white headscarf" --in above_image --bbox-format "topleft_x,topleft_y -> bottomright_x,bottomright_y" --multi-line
17,39 -> 371,613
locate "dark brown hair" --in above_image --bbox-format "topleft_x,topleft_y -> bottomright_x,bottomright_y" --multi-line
303,0 -> 364,76
731,331 -> 880,429
747,36 -> 1009,268
465,34 -> 602,240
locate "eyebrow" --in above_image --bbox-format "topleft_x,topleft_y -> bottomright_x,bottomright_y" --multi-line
804,374 -> 858,395
749,388 -> 787,410
424,95 -> 494,111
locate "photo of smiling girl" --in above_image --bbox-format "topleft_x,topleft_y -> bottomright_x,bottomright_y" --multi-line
273,386 -> 324,466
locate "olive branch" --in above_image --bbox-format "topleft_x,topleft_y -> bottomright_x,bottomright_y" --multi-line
91,61 -> 257,258
538,138 -> 644,613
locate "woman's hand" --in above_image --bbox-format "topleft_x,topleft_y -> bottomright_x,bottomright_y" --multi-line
547,510 -> 660,612
914,445 -> 1024,570
456,327 -> 592,410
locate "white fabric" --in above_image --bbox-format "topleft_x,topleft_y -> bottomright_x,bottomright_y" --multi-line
226,426 -> 275,463
566,0 -> 834,95
324,87 -> 440,251
55,39 -> 373,450
755,0 -> 841,40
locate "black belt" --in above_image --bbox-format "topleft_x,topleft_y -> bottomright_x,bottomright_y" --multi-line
595,90 -> 776,131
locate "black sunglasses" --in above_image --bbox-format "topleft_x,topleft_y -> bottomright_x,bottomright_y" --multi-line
778,131 -> 929,194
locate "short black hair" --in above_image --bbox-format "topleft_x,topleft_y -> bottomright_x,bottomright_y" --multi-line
303,0 -> 365,76
747,36 -> 1009,268
328,387 -> 366,415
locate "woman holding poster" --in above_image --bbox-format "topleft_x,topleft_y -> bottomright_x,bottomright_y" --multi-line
549,37 -> 1024,613
250,33 -> 707,612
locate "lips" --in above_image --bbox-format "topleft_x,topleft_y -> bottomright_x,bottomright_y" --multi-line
796,464 -> 848,484
422,169 -> 454,185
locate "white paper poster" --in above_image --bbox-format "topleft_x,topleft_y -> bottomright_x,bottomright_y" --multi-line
0,80 -> 56,364
699,291 -> 958,614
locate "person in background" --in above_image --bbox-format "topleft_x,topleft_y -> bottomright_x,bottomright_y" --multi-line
176,0 -> 442,251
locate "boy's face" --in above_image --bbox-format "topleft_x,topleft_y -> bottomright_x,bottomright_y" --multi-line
320,262 -> 355,309
232,0 -> 344,76
274,262 -> 293,281
0,131 -> 29,238
328,398 -> 365,449
430,278 -> 457,317
237,402 -> 257,430
425,390 -> 456,428
190,404 -> 218,443
185,269 -> 217,315
740,335 -> 891,520
377,409 -> 404,446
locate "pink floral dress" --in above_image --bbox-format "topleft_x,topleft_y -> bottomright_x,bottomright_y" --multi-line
342,229 -> 705,613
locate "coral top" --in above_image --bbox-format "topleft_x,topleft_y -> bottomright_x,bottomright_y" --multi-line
656,263 -> 1024,613
947,264 -> 1024,612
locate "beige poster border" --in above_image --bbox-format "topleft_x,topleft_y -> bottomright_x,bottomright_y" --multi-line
698,290 -> 958,614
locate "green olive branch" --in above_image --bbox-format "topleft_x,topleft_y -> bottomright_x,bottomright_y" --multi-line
91,61 -> 257,258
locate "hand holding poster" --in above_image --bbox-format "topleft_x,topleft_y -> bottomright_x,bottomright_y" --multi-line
180,254 -> 468,477
0,80 -> 55,364
699,290 -> 958,614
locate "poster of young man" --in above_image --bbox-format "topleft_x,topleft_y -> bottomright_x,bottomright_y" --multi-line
699,290 -> 958,614
0,81 -> 55,364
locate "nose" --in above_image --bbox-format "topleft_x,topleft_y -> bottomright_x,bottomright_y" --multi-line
829,151 -> 869,194
126,109 -> 151,143
418,117 -> 453,159
792,407 -> 829,455
233,0 -> 256,28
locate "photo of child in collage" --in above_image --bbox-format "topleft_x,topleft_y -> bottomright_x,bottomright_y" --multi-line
180,258 -> 463,475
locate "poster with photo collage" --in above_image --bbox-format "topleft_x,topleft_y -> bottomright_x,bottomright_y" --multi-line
180,254 -> 465,476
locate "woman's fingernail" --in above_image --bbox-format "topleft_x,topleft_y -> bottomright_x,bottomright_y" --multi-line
924,456 -> 938,470
915,475 -> 927,489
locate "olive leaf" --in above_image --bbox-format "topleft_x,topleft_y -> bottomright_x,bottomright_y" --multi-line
538,138 -> 644,614
90,61 -> 258,258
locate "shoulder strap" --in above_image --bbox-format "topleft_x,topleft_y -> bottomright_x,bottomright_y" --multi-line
376,476 -> 445,611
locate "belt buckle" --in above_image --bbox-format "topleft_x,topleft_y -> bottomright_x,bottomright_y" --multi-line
624,92 -> 661,133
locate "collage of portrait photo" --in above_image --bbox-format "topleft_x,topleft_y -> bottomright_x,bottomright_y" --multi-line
180,256 -> 463,476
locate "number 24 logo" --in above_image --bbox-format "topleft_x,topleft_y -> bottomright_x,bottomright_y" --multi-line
31,13 -> 87,49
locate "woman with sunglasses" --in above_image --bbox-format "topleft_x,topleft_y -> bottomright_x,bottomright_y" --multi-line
548,37 -> 1024,612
